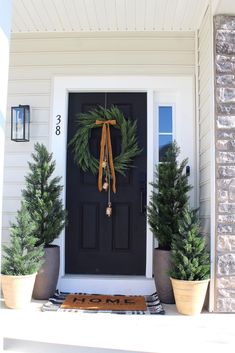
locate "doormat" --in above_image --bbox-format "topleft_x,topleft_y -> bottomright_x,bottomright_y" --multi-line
42,291 -> 165,315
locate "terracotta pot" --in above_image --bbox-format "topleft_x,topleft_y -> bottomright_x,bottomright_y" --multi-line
32,245 -> 60,300
170,277 -> 210,315
153,249 -> 175,304
1,273 -> 36,309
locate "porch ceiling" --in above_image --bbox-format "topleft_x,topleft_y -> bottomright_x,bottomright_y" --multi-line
12,0 -> 208,33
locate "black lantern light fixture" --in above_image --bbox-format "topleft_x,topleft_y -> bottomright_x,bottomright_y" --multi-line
11,105 -> 30,142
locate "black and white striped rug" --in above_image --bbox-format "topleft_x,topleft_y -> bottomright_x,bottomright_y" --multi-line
41,291 -> 165,315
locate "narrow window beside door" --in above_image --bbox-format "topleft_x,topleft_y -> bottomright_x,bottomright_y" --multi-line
158,106 -> 173,161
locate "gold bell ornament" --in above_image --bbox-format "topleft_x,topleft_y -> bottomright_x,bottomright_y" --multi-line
106,203 -> 112,217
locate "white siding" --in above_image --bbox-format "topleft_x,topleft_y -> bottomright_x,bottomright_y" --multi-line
2,31 -> 195,244
197,7 -> 213,241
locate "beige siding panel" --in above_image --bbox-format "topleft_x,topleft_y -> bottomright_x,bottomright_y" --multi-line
199,89 -> 210,111
197,5 -> 212,239
199,200 -> 211,218
198,44 -> 211,68
8,65 -> 195,81
4,168 -> 28,184
198,9 -> 210,37
2,214 -> 17,229
200,132 -> 211,154
2,198 -> 21,214
199,100 -> 210,124
199,65 -> 211,92
199,57 -> 211,77
2,183 -> 24,198
7,95 -> 51,109
6,123 -> 49,140
11,36 -> 195,53
11,51 -> 194,67
200,183 -> 211,201
11,32 -> 195,40
6,108 -> 50,124
198,27 -> 210,52
199,164 -> 211,185
5,138 -> 49,153
31,108 -> 50,123
4,153 -> 32,168
2,229 -> 10,243
8,80 -> 51,95
200,149 -> 211,170
200,160 -> 211,175
2,32 -> 195,243
199,117 -> 211,140
198,76 -> 210,97
200,217 -> 211,236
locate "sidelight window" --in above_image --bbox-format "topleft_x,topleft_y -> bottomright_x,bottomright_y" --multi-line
158,106 -> 173,162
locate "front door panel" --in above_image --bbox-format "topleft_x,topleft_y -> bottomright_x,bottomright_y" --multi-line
66,92 -> 147,275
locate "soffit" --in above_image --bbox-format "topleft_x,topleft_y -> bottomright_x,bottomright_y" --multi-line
12,0 -> 208,33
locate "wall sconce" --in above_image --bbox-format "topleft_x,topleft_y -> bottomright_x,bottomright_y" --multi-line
11,105 -> 30,142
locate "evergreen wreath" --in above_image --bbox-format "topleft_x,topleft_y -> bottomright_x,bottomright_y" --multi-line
69,106 -> 142,176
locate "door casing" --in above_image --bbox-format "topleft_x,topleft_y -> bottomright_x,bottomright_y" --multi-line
51,75 -> 195,294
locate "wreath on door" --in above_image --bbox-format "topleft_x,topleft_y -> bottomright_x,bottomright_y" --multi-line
69,106 -> 142,216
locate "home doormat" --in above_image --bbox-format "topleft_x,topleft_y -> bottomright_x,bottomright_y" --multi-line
42,291 -> 165,315
61,294 -> 147,311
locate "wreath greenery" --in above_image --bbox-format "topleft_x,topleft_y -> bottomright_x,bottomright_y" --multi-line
69,106 -> 142,176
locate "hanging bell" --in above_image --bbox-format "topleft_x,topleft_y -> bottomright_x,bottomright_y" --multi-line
103,181 -> 109,191
106,203 -> 112,217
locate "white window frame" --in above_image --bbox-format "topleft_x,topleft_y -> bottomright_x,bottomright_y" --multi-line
51,75 -> 195,294
157,103 -> 176,163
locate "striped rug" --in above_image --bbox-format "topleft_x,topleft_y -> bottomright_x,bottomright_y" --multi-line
41,291 -> 165,315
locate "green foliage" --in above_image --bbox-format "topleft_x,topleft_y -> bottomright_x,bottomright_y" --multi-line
1,203 -> 44,275
169,207 -> 210,281
22,143 -> 67,246
147,142 -> 192,250
69,106 -> 142,176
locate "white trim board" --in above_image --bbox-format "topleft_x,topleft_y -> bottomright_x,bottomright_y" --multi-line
51,75 -> 195,294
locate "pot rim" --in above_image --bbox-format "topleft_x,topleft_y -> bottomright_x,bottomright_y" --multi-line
1,272 -> 37,279
154,248 -> 171,253
170,277 -> 210,284
44,244 -> 60,249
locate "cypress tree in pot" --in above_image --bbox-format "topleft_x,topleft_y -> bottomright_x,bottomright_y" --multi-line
1,203 -> 44,308
170,207 -> 210,315
147,142 -> 191,303
22,143 -> 67,299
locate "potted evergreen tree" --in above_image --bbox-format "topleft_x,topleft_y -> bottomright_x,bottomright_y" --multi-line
147,142 -> 191,303
22,143 -> 67,300
170,207 -> 210,315
1,203 -> 44,308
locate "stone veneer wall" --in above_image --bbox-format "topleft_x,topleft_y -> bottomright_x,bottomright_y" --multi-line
215,15 -> 235,312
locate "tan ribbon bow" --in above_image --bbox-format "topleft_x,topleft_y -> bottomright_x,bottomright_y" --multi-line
95,119 -> 116,193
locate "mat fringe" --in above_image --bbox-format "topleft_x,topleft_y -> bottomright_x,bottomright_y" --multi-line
42,291 -> 165,315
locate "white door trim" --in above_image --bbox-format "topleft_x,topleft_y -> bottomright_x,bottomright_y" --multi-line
51,75 -> 194,294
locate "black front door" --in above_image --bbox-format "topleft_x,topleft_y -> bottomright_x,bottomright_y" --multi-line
66,92 -> 147,275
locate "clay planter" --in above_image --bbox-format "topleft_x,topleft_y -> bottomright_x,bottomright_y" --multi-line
153,249 -> 175,304
1,273 -> 36,309
32,245 -> 60,300
170,277 -> 210,315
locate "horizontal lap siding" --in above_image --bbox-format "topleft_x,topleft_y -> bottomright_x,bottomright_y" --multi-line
2,31 -> 195,244
198,7 -> 212,241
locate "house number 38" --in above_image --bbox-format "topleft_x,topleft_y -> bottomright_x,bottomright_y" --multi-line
55,115 -> 61,135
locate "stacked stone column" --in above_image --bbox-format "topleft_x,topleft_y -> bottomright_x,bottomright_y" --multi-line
215,15 -> 235,312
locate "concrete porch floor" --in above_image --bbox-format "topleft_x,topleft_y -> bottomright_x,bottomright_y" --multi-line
1,299 -> 235,353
